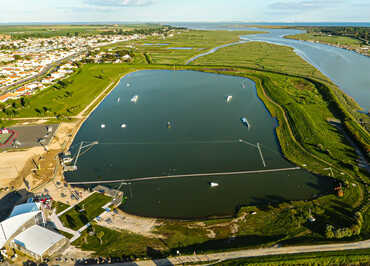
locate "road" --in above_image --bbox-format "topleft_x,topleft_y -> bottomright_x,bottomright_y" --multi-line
0,50 -> 86,94
106,239 -> 370,266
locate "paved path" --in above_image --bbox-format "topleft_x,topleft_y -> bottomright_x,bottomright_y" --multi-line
50,209 -> 80,242
51,192 -> 114,243
68,167 -> 301,185
107,239 -> 370,266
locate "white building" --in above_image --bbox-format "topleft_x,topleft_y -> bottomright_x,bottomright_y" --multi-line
12,225 -> 67,260
0,202 -> 44,249
0,202 -> 67,261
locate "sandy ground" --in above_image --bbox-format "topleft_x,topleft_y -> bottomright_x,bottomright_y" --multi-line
0,147 -> 44,187
49,121 -> 78,150
59,245 -> 93,264
36,121 -> 94,205
97,209 -> 162,238
0,121 -> 78,191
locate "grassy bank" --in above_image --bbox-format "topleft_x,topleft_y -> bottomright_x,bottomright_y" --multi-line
191,41 -> 328,82
285,32 -> 369,56
73,224 -> 164,258
217,248 -> 370,265
59,192 -> 111,230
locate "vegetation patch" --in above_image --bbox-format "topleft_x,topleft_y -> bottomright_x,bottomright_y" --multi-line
52,201 -> 70,214
59,193 -> 111,230
73,224 -> 164,259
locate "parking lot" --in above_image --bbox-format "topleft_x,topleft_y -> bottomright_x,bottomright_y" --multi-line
0,124 -> 58,149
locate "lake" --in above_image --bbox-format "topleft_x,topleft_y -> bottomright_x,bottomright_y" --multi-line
65,70 -> 333,218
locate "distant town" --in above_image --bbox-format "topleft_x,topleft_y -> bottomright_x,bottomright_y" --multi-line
0,26 -> 175,103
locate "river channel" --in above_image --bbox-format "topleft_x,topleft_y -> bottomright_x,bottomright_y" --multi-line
65,70 -> 333,218
180,23 -> 370,111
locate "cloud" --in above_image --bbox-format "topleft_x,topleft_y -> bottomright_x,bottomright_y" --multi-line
85,0 -> 154,7
268,0 -> 341,12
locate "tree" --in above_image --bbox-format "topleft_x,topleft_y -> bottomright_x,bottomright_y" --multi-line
325,224 -> 335,239
20,97 -> 28,107
97,231 -> 104,245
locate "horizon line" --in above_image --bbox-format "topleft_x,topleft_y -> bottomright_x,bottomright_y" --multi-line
0,21 -> 369,25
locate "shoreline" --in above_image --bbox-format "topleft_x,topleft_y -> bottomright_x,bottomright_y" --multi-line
285,35 -> 370,58
64,70 -> 139,152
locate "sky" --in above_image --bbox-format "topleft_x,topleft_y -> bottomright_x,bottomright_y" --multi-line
0,0 -> 369,23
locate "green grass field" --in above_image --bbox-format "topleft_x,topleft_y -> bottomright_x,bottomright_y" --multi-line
52,201 -> 70,214
0,65 -> 135,118
191,41 -> 328,82
59,192 -> 111,230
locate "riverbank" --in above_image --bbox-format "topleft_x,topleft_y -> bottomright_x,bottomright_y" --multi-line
285,33 -> 370,57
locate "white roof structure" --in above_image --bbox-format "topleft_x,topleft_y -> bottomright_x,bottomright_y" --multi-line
0,210 -> 41,248
13,225 -> 65,257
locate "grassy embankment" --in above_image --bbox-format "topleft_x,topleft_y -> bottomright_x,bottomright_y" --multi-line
285,32 -> 370,56
217,248 -> 370,265
59,192 -> 111,231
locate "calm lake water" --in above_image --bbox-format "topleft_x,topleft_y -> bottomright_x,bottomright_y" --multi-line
65,70 -> 333,218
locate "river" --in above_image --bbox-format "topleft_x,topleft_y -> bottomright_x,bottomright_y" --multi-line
178,24 -> 370,111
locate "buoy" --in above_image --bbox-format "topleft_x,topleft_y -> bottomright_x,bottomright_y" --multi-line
121,123 -> 127,128
101,124 -> 106,128
117,97 -> 120,102
126,83 -> 130,87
